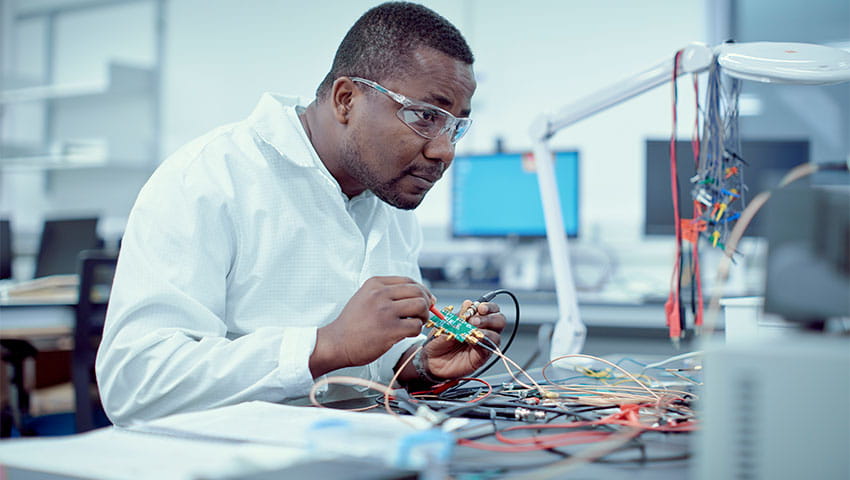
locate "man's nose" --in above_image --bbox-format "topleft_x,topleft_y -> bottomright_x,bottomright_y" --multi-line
423,130 -> 455,167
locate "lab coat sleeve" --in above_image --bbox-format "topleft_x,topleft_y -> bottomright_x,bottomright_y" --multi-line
370,213 -> 426,384
95,159 -> 317,426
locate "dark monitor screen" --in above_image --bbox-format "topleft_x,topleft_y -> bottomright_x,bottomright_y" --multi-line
34,217 -> 101,278
764,187 -> 850,322
451,151 -> 579,238
644,139 -> 810,237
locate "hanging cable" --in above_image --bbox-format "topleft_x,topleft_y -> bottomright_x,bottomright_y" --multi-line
665,49 -> 685,347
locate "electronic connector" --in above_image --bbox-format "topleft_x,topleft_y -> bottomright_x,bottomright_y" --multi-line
426,306 -> 485,343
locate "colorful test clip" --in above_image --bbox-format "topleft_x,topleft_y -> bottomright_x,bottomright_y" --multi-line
429,305 -> 446,320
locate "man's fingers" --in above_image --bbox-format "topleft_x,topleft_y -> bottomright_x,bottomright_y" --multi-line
382,281 -> 433,303
393,296 -> 432,322
398,317 -> 425,338
477,302 -> 500,315
470,311 -> 506,332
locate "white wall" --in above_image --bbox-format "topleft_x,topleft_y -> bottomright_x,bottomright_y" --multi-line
161,0 -> 706,240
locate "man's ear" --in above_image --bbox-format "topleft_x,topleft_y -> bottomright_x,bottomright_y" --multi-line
330,77 -> 356,124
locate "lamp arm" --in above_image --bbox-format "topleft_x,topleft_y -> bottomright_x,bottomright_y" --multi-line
530,42 -> 713,141
532,140 -> 586,357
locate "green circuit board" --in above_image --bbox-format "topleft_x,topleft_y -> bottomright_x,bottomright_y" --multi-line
428,307 -> 483,343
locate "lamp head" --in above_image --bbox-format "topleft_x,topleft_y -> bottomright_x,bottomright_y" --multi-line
716,42 -> 850,85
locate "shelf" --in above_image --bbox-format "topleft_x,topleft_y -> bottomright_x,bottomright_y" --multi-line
1,62 -> 159,170
0,63 -> 155,104
0,159 -> 155,172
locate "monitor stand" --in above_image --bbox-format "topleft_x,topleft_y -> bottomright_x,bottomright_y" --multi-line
499,238 -> 546,291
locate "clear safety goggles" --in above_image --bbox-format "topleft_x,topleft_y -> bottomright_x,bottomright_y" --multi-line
350,77 -> 472,144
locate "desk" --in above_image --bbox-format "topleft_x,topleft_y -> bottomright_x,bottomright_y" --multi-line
0,300 -> 75,350
0,353 -> 700,479
1,296 -> 77,430
453,430 -> 691,479
0,405 -> 694,480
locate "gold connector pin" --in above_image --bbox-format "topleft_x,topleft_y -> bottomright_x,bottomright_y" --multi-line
461,301 -> 480,321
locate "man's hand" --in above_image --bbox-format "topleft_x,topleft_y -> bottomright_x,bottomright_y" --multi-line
421,300 -> 506,380
310,276 -> 433,378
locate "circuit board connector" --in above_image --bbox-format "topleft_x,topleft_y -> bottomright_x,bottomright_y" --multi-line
426,306 -> 486,343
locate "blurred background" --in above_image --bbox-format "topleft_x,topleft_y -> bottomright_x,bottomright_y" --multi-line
1,0 -> 847,285
0,0 -> 848,439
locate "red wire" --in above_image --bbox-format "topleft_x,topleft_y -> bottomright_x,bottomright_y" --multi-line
410,377 -> 492,402
458,432 -> 612,452
429,304 -> 446,320
458,377 -> 493,403
411,378 -> 461,396
665,50 -> 684,342
458,404 -> 698,452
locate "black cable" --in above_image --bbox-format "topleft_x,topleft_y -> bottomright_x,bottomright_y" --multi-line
404,393 -> 616,429
470,289 -> 520,377
818,161 -> 850,171
430,289 -> 520,396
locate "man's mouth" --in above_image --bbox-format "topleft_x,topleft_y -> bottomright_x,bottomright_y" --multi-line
411,173 -> 439,184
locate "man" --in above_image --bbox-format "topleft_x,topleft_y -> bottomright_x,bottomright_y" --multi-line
96,2 -> 506,426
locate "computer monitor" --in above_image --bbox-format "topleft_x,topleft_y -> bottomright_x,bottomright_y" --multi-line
34,217 -> 101,278
451,151 -> 579,238
764,187 -> 850,324
644,139 -> 810,237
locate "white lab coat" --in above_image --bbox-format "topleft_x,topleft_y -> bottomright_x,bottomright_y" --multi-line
96,93 -> 424,426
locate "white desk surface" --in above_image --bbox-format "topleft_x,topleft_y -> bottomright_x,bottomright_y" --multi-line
0,302 -> 75,347
0,401 -> 445,480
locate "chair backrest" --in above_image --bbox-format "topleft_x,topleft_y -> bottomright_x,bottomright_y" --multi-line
0,219 -> 11,280
73,249 -> 118,433
34,218 -> 102,279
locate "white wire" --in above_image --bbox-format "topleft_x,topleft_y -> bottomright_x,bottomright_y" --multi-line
642,350 -> 704,370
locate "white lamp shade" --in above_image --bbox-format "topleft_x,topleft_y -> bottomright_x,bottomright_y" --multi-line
717,42 -> 850,85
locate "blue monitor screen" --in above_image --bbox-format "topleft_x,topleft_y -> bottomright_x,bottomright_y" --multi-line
451,151 -> 579,237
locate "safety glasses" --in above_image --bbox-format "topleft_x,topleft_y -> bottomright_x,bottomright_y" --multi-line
350,77 -> 472,144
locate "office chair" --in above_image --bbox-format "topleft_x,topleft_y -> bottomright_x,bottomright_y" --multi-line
1,219 -> 12,280
34,218 -> 102,279
73,249 -> 118,432
0,340 -> 39,436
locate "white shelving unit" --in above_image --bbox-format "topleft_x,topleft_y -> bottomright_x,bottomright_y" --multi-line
2,62 -> 158,171
0,0 -> 165,269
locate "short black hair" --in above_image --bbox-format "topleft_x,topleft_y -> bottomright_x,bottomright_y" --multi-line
316,2 -> 474,100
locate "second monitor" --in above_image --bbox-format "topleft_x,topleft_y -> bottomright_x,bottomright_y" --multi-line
451,151 -> 579,238
644,139 -> 810,238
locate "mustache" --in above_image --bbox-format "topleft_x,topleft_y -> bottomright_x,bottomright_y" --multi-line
405,163 -> 445,182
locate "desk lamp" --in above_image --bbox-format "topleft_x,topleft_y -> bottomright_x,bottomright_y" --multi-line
528,41 -> 850,364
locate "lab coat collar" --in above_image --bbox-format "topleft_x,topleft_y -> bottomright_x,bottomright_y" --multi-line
250,92 -> 378,205
249,93 -> 320,170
